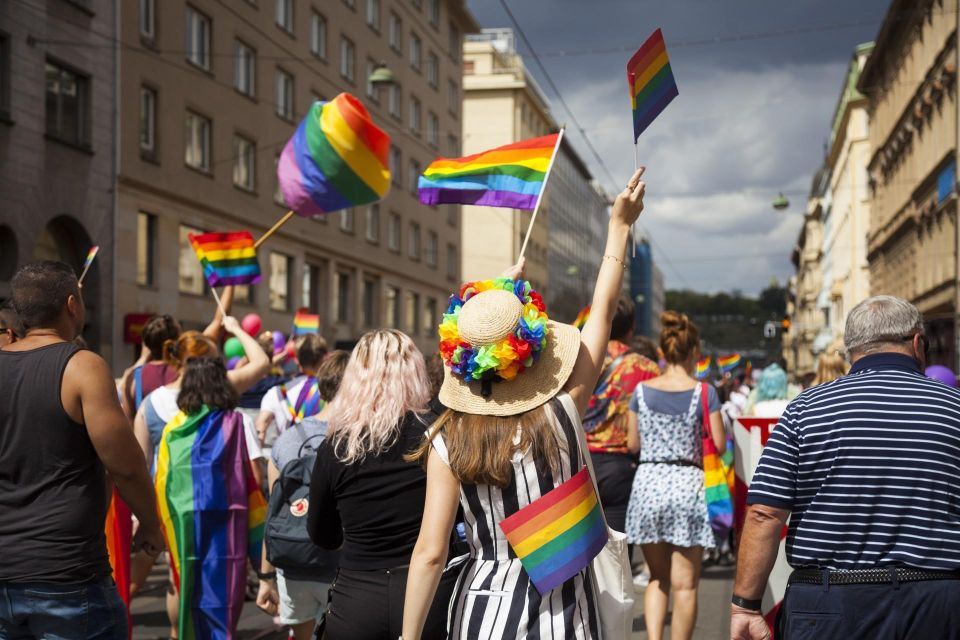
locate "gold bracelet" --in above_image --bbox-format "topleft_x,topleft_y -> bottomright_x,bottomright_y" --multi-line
602,254 -> 627,270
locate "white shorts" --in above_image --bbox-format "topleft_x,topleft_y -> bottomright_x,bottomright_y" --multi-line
277,571 -> 328,625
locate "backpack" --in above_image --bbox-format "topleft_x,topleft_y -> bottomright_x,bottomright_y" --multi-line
265,432 -> 337,580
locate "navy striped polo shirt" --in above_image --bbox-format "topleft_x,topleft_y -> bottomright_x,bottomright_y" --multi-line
748,352 -> 960,570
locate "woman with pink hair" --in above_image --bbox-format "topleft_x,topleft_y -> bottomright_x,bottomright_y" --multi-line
306,329 -> 458,639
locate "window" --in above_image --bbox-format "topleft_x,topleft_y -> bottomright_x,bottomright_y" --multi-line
404,292 -> 420,334
310,12 -> 327,58
427,52 -> 439,88
385,286 -> 400,328
424,297 -> 437,337
409,95 -> 421,133
389,145 -> 402,186
45,61 -> 89,147
388,212 -> 401,252
388,83 -> 401,119
389,13 -> 402,52
340,207 -> 355,233
447,203 -> 457,227
448,22 -> 460,62
426,230 -> 438,267
340,37 -> 355,83
274,153 -> 285,205
184,110 -> 211,171
448,79 -> 459,116
343,0 -> 355,7
409,32 -> 421,71
408,222 -> 420,259
270,252 -> 293,311
303,262 -> 324,312
409,159 -> 420,195
366,0 -> 380,30
139,86 -> 157,155
429,0 -> 440,27
234,284 -> 254,305
446,243 -> 457,279
447,133 -> 458,156
136,212 -> 157,287
185,6 -> 211,70
233,135 -> 255,191
336,271 -> 352,323
361,279 -> 376,327
365,59 -> 379,101
179,224 -> 206,294
276,68 -> 294,120
365,204 -> 380,243
234,41 -> 256,97
426,111 -> 438,146
140,0 -> 155,39
275,0 -> 294,33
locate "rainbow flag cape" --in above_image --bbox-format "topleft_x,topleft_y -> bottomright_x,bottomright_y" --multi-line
156,407 -> 267,640
104,488 -> 132,638
718,353 -> 742,374
83,245 -> 100,271
572,305 -> 591,331
418,133 -> 560,210
500,467 -> 607,595
695,357 -> 712,380
627,28 -> 678,142
189,231 -> 262,288
293,309 -> 320,335
281,377 -> 324,424
278,93 -> 391,216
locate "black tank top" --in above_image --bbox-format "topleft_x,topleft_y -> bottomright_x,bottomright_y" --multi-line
0,342 -> 111,583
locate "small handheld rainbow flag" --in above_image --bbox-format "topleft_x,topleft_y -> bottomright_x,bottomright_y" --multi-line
188,231 -> 262,288
718,353 -> 742,374
278,93 -> 391,216
78,245 -> 100,284
293,308 -> 320,336
418,133 -> 561,210
695,357 -> 712,380
500,467 -> 608,595
572,305 -> 591,331
627,28 -> 679,142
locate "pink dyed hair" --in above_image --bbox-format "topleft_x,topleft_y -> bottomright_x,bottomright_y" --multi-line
326,329 -> 431,464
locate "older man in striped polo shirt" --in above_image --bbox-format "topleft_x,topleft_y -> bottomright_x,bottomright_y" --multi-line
731,295 -> 960,640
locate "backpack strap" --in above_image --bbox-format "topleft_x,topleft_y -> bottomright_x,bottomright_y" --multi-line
133,366 -> 144,410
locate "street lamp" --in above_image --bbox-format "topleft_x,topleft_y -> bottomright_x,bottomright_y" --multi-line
367,62 -> 396,87
772,193 -> 790,210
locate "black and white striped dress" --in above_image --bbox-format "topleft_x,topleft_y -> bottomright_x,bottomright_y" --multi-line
431,393 -> 601,639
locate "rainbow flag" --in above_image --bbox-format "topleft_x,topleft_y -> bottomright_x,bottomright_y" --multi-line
278,93 -> 391,216
573,305 -> 591,331
293,309 -> 320,336
188,231 -> 262,288
695,357 -> 712,380
282,377 -> 324,424
83,245 -> 100,271
718,353 -> 742,374
104,488 -> 132,638
500,467 -> 607,595
418,133 -> 560,210
156,407 -> 267,640
627,28 -> 678,142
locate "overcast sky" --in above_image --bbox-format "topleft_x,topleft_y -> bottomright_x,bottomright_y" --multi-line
466,0 -> 890,294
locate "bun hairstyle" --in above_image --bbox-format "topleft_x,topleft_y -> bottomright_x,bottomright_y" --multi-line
162,330 -> 220,369
659,311 -> 700,365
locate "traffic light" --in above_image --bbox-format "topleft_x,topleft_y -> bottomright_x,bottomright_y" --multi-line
781,318 -> 791,333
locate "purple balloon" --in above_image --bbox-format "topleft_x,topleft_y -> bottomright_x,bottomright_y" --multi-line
926,364 -> 958,387
226,356 -> 242,371
273,330 -> 286,354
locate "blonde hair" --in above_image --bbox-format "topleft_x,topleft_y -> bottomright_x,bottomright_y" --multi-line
659,311 -> 699,365
812,351 -> 848,386
326,330 -> 430,464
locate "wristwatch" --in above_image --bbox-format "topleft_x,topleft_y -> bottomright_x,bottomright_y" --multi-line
731,594 -> 762,611
256,570 -> 277,581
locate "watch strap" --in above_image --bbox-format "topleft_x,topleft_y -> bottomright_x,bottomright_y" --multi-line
257,570 -> 277,581
731,594 -> 762,611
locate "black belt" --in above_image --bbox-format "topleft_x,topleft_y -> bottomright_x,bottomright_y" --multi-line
789,567 -> 960,586
640,459 -> 701,469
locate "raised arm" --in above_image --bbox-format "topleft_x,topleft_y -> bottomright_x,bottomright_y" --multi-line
564,168 -> 646,415
222,315 -> 270,394
202,285 -> 235,339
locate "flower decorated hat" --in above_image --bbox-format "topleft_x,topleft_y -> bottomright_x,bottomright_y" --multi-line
438,278 -> 580,416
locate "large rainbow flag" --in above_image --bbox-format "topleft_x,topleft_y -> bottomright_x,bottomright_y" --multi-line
156,407 -> 267,640
278,93 -> 391,216
627,28 -> 678,142
189,231 -> 262,288
500,467 -> 607,595
418,133 -> 560,210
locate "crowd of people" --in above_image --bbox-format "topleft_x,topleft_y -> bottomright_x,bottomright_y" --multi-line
2,164 -> 960,640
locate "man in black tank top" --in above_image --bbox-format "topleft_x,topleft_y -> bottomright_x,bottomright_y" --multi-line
0,262 -> 163,639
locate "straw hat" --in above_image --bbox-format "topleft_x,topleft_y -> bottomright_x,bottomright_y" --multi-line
439,287 -> 581,416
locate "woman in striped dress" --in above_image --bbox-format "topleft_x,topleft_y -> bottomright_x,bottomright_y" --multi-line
401,169 -> 646,639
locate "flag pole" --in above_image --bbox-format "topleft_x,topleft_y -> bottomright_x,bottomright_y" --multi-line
255,210 -> 296,249
209,286 -> 228,319
631,142 -> 640,257
518,128 -> 565,262
78,261 -> 94,287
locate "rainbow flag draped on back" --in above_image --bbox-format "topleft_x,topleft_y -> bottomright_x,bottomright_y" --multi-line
278,93 -> 391,216
627,28 -> 678,142
156,407 -> 267,640
695,357 -> 712,380
500,468 -> 607,595
189,232 -> 262,287
718,353 -> 742,374
418,133 -> 560,210
282,377 -> 324,425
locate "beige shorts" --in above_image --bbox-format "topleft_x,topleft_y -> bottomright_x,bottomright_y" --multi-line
277,571 -> 329,625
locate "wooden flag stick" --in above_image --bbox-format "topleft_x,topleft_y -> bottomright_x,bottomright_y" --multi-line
255,210 -> 296,249
209,286 -> 228,319
518,128 -> 566,262
631,142 -> 640,258
78,261 -> 94,287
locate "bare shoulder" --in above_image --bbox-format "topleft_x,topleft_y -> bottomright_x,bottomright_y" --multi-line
63,349 -> 113,393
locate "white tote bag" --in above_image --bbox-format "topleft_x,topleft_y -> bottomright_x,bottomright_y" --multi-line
558,394 -> 635,640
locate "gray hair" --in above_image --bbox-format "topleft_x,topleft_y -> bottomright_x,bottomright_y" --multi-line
843,295 -> 924,356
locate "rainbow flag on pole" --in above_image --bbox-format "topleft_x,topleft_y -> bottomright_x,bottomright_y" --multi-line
627,28 -> 678,142
500,467 -> 607,595
104,489 -> 132,638
695,357 -> 712,380
718,353 -> 742,374
418,133 -> 561,210
293,309 -> 320,336
156,407 -> 267,640
572,305 -> 591,331
278,93 -> 391,216
188,231 -> 262,288
83,245 -> 100,271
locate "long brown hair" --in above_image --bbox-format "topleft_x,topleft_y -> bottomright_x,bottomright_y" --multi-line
412,403 -> 563,488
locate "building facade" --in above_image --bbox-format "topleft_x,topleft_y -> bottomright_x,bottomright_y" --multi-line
630,236 -> 665,338
0,0 -> 117,360
788,168 -> 828,380
859,0 -> 958,367
111,0 -> 477,369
